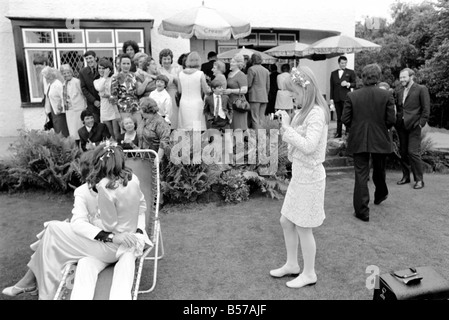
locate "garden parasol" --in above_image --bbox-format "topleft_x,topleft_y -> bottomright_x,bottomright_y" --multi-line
264,41 -> 310,66
157,1 -> 251,41
301,34 -> 381,58
217,47 -> 278,64
264,41 -> 311,59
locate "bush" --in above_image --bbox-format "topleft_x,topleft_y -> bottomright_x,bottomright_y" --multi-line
6,129 -> 82,192
161,161 -> 220,203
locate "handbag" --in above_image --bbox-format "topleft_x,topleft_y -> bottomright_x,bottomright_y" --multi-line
232,86 -> 250,112
42,95 -> 54,131
373,266 -> 449,300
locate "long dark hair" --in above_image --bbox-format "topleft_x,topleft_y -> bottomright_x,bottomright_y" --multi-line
87,143 -> 133,189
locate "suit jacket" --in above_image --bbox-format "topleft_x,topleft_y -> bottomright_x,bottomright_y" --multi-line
395,82 -> 430,130
330,68 -> 356,102
78,122 -> 111,151
247,65 -> 270,103
203,94 -> 233,125
79,66 -> 100,109
201,60 -> 215,80
342,85 -> 396,154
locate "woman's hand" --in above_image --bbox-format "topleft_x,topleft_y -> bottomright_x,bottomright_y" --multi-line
113,232 -> 138,248
275,110 -> 292,128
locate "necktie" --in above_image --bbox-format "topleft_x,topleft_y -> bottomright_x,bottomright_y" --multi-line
63,81 -> 69,111
215,95 -> 220,117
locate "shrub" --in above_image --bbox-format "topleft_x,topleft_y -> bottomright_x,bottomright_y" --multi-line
212,169 -> 250,203
6,129 -> 82,192
161,161 -> 220,203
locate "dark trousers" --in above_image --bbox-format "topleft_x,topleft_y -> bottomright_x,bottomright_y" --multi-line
335,100 -> 347,135
50,108 -> 69,137
87,104 -> 101,124
397,121 -> 423,182
353,153 -> 388,217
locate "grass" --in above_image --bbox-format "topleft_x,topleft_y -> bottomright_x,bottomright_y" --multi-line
1,169 -> 449,300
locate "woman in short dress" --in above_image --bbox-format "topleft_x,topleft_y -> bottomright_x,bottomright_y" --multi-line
177,51 -> 211,131
270,66 -> 330,289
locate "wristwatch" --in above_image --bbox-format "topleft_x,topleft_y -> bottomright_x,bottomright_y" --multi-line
106,233 -> 115,243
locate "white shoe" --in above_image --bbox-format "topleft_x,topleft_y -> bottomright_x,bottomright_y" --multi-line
286,273 -> 317,288
269,265 -> 300,278
2,285 -> 38,297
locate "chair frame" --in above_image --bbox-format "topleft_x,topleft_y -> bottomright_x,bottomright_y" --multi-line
54,149 -> 164,300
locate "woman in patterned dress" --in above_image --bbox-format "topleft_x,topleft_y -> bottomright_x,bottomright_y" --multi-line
270,66 -> 330,289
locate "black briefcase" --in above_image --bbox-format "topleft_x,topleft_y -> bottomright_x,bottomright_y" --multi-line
373,266 -> 449,300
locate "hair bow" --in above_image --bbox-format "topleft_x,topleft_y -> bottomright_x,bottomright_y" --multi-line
100,140 -> 118,161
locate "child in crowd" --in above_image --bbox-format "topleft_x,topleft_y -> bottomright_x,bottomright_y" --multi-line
149,74 -> 172,125
203,79 -> 233,163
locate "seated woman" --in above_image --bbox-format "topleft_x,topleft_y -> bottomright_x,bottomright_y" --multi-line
1,145 -> 149,300
137,97 -> 171,163
117,116 -> 139,150
78,109 -> 111,151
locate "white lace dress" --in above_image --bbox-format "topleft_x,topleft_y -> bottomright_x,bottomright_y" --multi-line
281,106 -> 328,228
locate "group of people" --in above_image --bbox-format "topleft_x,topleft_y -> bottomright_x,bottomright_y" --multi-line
329,57 -> 430,222
4,47 -> 430,297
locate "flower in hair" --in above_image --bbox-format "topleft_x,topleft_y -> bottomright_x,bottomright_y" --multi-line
291,67 -> 310,88
100,140 -> 118,161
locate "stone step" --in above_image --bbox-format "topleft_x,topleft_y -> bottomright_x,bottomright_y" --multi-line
323,155 -> 353,168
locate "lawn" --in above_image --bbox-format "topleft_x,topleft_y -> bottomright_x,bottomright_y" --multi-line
1,170 -> 449,300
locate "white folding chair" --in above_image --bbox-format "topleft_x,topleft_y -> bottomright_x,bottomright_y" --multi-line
54,149 -> 164,300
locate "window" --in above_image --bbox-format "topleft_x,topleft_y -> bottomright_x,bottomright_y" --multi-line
238,33 -> 257,46
9,18 -> 153,107
278,34 -> 296,44
258,33 -> 277,46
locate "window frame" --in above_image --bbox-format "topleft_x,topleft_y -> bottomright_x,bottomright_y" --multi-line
54,28 -> 85,47
9,18 -> 153,108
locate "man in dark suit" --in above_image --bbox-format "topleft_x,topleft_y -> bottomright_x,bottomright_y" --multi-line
342,64 -> 396,222
201,51 -> 217,82
78,110 -> 111,151
395,68 -> 430,190
79,50 -> 101,123
330,56 -> 357,138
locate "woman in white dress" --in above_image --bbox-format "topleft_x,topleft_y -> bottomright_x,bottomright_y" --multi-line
94,59 -> 121,140
60,64 -> 86,143
177,51 -> 211,131
270,66 -> 330,289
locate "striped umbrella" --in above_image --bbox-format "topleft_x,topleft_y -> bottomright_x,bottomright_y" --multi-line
158,2 -> 251,40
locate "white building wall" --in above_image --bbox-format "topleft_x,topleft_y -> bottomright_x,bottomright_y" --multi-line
1,0 -> 355,137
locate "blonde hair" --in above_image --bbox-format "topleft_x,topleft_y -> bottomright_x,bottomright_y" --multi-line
59,64 -> 73,74
42,66 -> 62,81
185,51 -> 202,69
283,66 -> 330,125
232,54 -> 245,70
